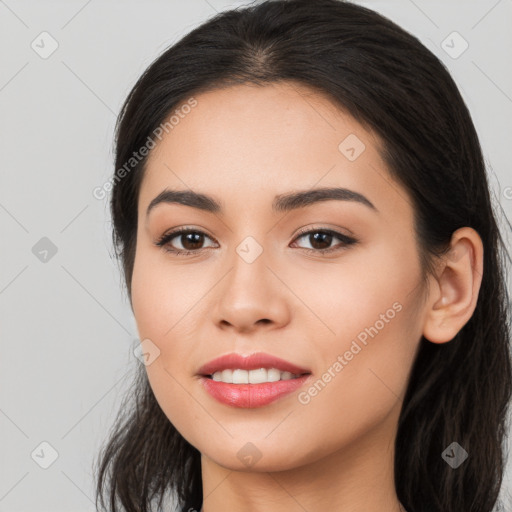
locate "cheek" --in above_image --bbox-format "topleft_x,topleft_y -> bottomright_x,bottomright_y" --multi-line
295,241 -> 423,402
131,250 -> 205,443
293,292 -> 421,457
131,243 -> 206,340
130,243 -> 213,413
292,241 -> 421,348
131,252 -> 165,339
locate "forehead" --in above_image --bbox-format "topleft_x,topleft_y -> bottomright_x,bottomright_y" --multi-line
138,81 -> 405,221
147,81 -> 376,166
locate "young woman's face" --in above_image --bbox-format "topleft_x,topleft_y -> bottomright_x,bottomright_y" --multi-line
131,82 -> 427,471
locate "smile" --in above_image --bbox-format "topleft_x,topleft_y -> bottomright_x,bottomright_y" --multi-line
208,368 -> 305,384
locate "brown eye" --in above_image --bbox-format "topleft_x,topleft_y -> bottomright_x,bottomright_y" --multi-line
178,232 -> 205,250
292,229 -> 357,254
155,229 -> 217,255
306,231 -> 333,250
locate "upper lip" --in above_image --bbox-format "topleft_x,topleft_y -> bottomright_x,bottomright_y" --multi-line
197,352 -> 311,376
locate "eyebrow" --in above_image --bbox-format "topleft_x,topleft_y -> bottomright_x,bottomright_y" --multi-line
146,186 -> 377,217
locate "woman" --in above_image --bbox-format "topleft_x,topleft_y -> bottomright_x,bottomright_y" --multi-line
94,1 -> 512,511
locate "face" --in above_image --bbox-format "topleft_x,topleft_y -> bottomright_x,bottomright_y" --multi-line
131,81 -> 426,472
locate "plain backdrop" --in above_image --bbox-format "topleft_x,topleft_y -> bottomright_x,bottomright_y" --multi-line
1,1 -> 511,511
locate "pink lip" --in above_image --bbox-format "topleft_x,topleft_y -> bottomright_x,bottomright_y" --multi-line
197,352 -> 312,408
199,375 -> 311,408
197,352 -> 311,376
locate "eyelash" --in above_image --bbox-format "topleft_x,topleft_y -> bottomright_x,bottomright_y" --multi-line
155,226 -> 358,257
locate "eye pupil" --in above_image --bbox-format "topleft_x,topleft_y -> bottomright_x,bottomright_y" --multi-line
182,232 -> 204,250
310,232 -> 332,249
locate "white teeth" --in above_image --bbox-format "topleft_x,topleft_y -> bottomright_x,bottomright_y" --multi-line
266,368 -> 281,382
210,368 -> 302,384
248,368 -> 267,384
232,369 -> 249,384
221,369 -> 233,382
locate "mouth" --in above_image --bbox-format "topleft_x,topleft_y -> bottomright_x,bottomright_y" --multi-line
203,368 -> 311,384
196,352 -> 312,408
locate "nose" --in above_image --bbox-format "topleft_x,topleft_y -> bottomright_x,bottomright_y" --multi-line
212,247 -> 291,334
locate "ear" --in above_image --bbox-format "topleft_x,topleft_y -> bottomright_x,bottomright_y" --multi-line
422,227 -> 484,344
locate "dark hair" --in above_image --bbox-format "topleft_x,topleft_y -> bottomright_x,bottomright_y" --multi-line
94,1 -> 512,511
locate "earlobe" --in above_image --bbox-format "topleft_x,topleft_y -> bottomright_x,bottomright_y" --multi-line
422,227 -> 484,344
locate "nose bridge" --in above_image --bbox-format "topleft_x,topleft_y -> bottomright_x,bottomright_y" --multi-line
227,233 -> 270,296
235,232 -> 267,266
212,230 -> 289,330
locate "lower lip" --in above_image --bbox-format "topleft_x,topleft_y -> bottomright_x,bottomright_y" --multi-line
199,375 -> 311,408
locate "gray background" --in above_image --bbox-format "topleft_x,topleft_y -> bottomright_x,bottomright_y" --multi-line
1,0 -> 511,510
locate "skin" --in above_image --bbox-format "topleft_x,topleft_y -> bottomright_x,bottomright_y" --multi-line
130,81 -> 483,512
